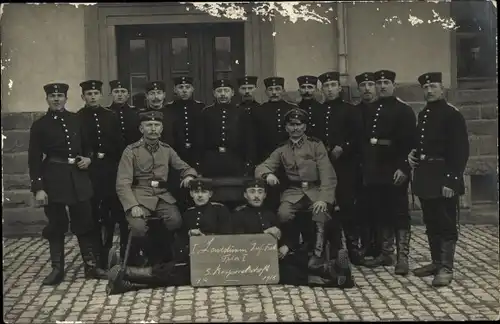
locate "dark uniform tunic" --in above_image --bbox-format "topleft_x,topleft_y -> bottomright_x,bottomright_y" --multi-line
108,102 -> 142,148
238,100 -> 260,117
299,98 -> 324,141
412,99 -> 469,242
28,108 -> 95,237
197,103 -> 256,177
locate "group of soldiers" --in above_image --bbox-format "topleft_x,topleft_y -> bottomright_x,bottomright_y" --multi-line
28,69 -> 469,294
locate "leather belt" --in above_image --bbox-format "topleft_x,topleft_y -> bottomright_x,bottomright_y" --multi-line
46,156 -> 79,165
419,154 -> 445,162
370,138 -> 392,146
133,179 -> 168,188
289,180 -> 320,189
96,152 -> 106,159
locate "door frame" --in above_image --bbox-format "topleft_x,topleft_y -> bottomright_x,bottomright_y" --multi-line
84,3 -> 275,102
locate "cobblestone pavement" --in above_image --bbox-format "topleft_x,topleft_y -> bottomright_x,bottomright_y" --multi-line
3,225 -> 499,323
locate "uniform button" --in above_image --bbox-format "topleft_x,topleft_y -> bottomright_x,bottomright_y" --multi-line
98,130 -> 101,133
421,135 -> 424,138
222,120 -> 225,124
66,135 -> 70,139
68,147 -> 72,150
376,113 -> 379,116
67,142 -> 71,145
374,119 -> 377,122
65,129 -> 68,132
185,116 -> 188,119
62,124 -> 66,127
120,115 -> 124,119
423,121 -> 426,124
424,115 -> 427,118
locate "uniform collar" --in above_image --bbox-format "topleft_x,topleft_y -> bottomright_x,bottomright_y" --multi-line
144,140 -> 160,153
324,97 -> 343,105
426,99 -> 447,107
110,102 -> 128,110
47,108 -> 67,116
289,135 -> 306,148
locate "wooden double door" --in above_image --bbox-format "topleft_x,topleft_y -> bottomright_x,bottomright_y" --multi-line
116,23 -> 245,106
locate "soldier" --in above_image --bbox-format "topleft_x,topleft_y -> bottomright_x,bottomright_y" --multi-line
164,76 -> 205,213
409,72 -> 469,286
354,72 -> 381,262
296,75 -> 323,139
255,108 -> 344,272
28,83 -> 107,285
140,81 -> 175,146
318,71 -> 364,265
251,77 -> 296,211
196,79 -> 256,207
236,76 -> 260,115
77,80 -> 125,269
362,70 -> 416,275
110,110 -> 197,294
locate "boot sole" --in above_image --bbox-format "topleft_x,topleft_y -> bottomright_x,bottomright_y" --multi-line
335,250 -> 351,286
106,266 -> 124,295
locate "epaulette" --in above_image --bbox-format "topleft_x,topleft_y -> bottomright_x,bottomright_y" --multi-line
234,204 -> 247,211
278,140 -> 288,147
103,106 -> 113,112
286,101 -> 299,107
129,105 -> 136,109
166,101 -> 174,105
395,97 -> 410,106
447,103 -> 460,111
202,104 -> 215,111
159,141 -> 171,148
211,202 -> 225,206
187,206 -> 196,211
194,100 -> 203,104
307,136 -> 321,142
129,139 -> 144,149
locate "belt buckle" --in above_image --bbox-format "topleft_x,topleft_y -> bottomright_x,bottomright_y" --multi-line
370,137 -> 378,145
68,158 -> 76,164
97,152 -> 105,159
219,146 -> 226,153
150,180 -> 159,188
185,143 -> 191,149
301,182 -> 309,189
420,154 -> 426,160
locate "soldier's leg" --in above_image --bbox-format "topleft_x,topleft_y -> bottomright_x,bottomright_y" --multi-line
337,185 -> 362,265
277,201 -> 303,251
279,246 -> 309,286
41,203 -> 69,285
432,196 -> 459,287
98,196 -> 117,269
68,200 -> 108,279
394,180 -> 411,275
413,198 -> 442,277
308,201 -> 335,270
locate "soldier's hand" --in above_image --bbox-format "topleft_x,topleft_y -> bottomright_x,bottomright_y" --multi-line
131,205 -> 145,218
264,226 -> 281,240
76,156 -> 91,169
393,169 -> 407,186
408,149 -> 419,169
442,186 -> 455,198
331,145 -> 343,160
278,245 -> 289,259
180,176 -> 195,188
189,229 -> 204,236
311,201 -> 328,214
34,190 -> 49,207
266,174 -> 280,186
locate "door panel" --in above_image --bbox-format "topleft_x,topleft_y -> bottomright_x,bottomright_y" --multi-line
116,23 -> 245,105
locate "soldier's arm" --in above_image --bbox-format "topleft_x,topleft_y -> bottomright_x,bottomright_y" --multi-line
242,111 -> 257,168
395,104 -> 417,175
342,105 -> 362,155
315,141 -> 336,204
116,146 -> 140,212
79,116 -> 94,159
28,121 -> 44,193
168,147 -> 198,179
255,147 -> 282,179
444,109 -> 470,192
109,112 -> 126,161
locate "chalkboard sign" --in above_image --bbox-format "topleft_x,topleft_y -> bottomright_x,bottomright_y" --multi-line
190,234 -> 280,287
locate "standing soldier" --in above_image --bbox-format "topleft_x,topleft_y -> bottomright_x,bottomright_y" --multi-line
77,80 -> 125,269
296,75 -> 323,140
29,83 -> 108,285
196,79 -> 256,208
140,81 -> 175,146
362,70 -> 416,275
107,79 -> 142,265
255,108 -> 344,272
354,72 -> 381,262
252,77 -> 296,211
236,76 -> 260,115
318,71 -> 364,265
409,72 -> 469,286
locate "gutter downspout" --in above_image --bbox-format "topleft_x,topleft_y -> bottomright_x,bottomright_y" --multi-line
336,2 -> 349,99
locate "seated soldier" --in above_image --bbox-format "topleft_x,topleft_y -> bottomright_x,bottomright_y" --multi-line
107,110 -> 197,295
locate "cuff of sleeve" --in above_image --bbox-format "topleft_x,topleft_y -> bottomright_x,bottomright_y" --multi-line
30,178 -> 43,193
444,173 -> 460,192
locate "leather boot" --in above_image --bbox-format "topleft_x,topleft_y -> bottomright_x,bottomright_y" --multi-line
42,238 -> 65,286
364,227 -> 395,268
106,265 -> 150,295
328,249 -> 355,288
413,235 -> 441,277
77,234 -> 108,279
432,240 -> 456,287
394,228 -> 411,275
308,222 -> 326,270
345,231 -> 363,266
101,224 -> 115,270
107,245 -> 121,270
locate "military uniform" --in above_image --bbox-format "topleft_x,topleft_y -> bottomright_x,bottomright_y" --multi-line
297,75 -> 323,139
236,76 -> 260,115
411,72 -> 469,286
361,70 -> 417,271
319,71 -> 364,264
28,83 -> 107,286
255,109 -> 342,270
197,79 -> 256,178
77,80 -> 126,268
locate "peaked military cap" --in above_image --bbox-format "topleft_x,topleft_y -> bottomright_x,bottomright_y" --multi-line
244,179 -> 267,190
263,77 -> 285,88
189,178 -> 213,191
139,110 -> 163,122
318,72 -> 340,84
418,72 -> 442,86
109,80 -> 129,91
44,83 -> 69,95
79,80 -> 103,92
355,72 -> 376,84
145,81 -> 166,92
237,76 -> 258,87
374,70 -> 396,83
173,76 -> 193,86
213,79 -> 233,90
284,108 -> 308,123
297,75 -> 318,86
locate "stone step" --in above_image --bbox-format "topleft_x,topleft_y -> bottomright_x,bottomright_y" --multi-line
466,155 -> 497,175
2,152 -> 29,175
3,129 -> 30,154
3,174 -> 31,191
3,189 -> 35,208
450,88 -> 498,104
1,112 -> 44,131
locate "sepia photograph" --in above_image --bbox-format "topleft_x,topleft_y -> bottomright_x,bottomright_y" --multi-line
1,1 -> 498,322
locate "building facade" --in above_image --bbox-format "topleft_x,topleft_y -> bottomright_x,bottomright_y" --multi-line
2,2 -> 497,235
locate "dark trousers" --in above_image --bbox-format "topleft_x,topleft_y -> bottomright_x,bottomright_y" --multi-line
91,195 -> 127,254
420,196 -> 459,242
279,247 -> 309,285
42,200 -> 95,239
141,218 -> 175,266
394,180 -> 411,230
